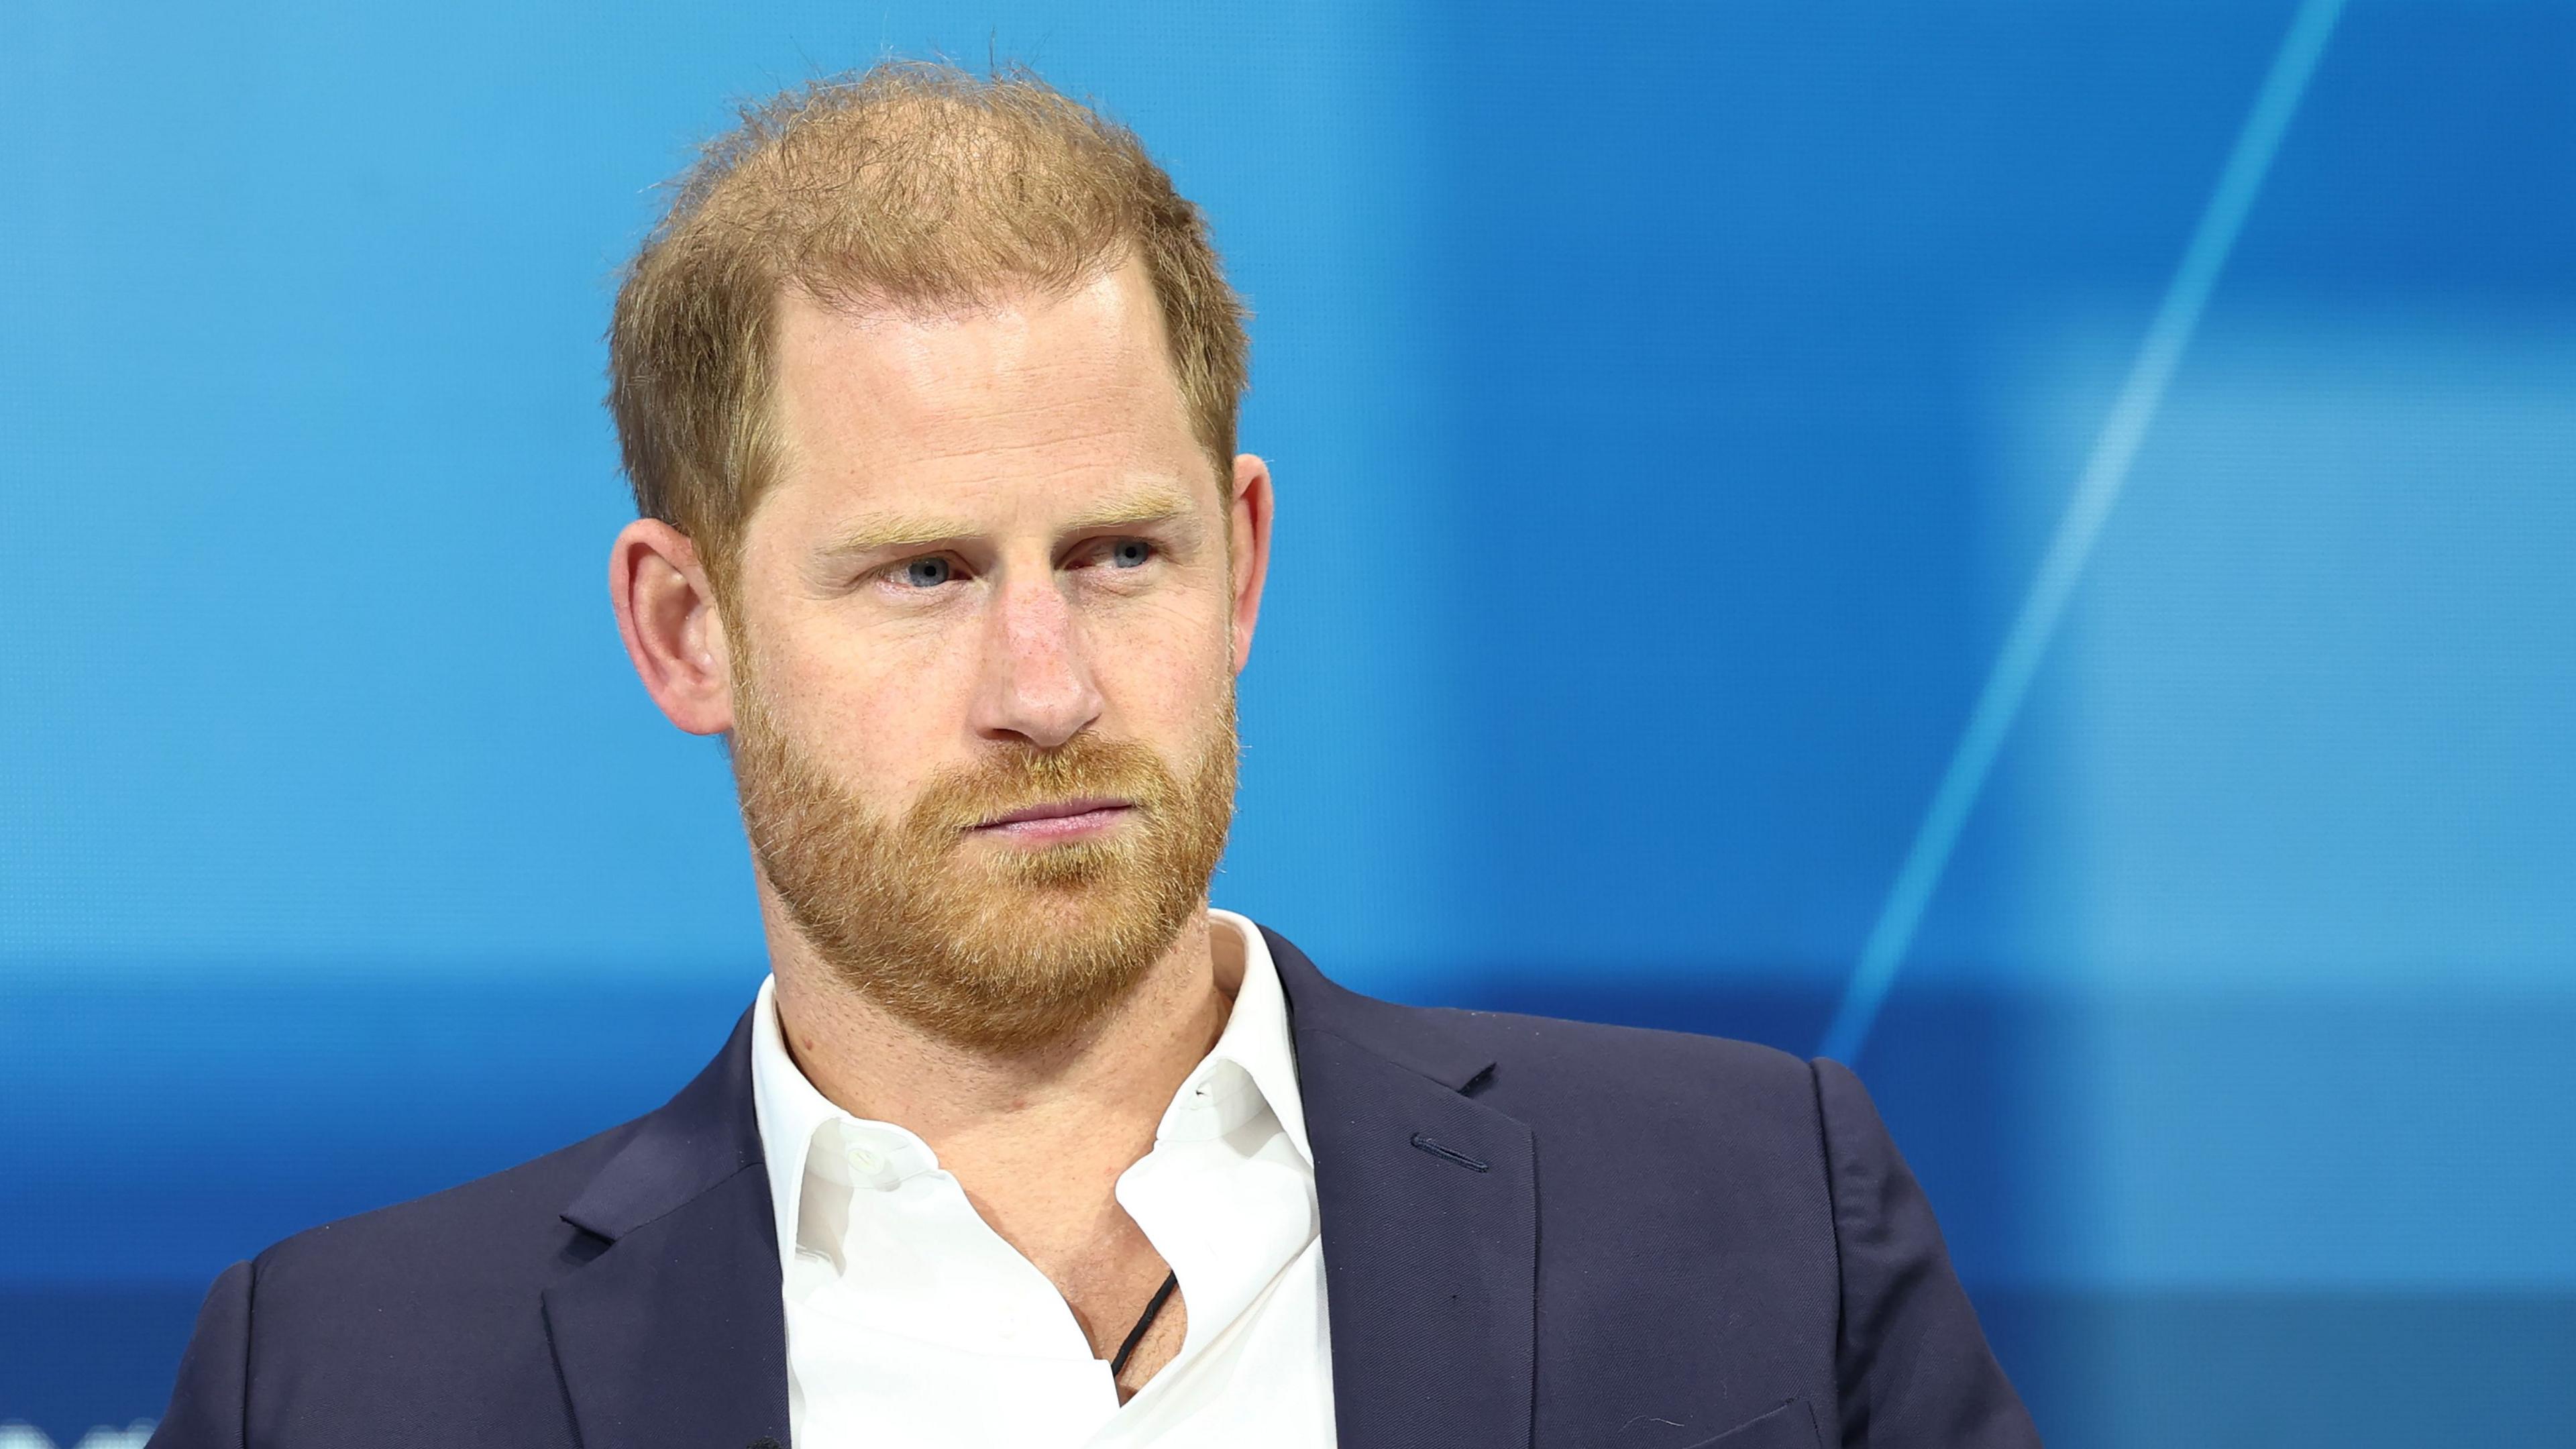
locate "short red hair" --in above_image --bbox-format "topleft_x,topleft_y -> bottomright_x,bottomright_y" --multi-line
606,61 -> 1251,592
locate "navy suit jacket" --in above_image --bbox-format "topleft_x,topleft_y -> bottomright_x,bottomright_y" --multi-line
150,928 -> 2038,1449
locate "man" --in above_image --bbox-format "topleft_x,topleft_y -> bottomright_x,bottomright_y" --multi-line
151,62 -> 2037,1449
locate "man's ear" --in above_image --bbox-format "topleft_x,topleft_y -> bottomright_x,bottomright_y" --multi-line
1227,452 -> 1275,674
609,519 -> 737,735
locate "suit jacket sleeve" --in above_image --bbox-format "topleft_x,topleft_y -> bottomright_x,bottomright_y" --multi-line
1813,1058 -> 2041,1448
149,1259 -> 253,1449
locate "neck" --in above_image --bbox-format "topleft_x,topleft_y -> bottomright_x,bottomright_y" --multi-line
761,894 -> 1241,1179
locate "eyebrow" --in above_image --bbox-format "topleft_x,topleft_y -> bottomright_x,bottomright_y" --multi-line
812,485 -> 1200,559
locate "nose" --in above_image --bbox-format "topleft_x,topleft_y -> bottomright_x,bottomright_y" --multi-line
971,567 -> 1103,749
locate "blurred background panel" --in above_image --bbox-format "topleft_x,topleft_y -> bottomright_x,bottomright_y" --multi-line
4,1 -> 2571,1444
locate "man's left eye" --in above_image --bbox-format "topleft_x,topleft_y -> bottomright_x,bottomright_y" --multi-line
1107,539 -> 1154,568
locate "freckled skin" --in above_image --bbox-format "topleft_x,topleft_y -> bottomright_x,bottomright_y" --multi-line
608,259 -> 1275,1397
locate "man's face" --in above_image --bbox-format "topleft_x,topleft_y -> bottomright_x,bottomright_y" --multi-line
718,261 -> 1260,1050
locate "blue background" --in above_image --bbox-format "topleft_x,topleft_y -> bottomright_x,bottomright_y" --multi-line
5,1 -> 2574,1444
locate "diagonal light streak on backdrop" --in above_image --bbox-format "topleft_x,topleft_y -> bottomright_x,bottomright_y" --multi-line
1816,0 -> 2349,1065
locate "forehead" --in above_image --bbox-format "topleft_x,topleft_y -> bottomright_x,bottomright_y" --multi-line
762,260 -> 1207,522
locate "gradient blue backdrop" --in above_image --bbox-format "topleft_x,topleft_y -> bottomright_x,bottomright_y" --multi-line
5,3 -> 2573,1445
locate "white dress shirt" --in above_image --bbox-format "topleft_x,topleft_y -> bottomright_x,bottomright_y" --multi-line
749,908 -> 1337,1448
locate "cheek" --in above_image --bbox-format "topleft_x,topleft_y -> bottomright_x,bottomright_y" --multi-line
753,613 -> 967,785
1087,590 -> 1236,720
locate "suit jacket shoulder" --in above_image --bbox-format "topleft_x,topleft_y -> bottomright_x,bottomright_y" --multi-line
252,1113 -> 638,1330
1267,930 -> 2035,1449
152,1012 -> 765,1449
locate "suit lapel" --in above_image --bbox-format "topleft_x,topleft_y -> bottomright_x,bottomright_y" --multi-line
1267,928 -> 1538,1449
543,1009 -> 792,1449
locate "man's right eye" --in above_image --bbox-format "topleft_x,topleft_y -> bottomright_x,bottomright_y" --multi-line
900,556 -> 953,588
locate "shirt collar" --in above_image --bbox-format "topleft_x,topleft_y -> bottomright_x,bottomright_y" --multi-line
748,971 -> 848,1271
746,909 -> 1313,1274
1188,908 -> 1311,1165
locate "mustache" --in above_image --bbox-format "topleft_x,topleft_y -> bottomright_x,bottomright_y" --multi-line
906,735 -> 1179,835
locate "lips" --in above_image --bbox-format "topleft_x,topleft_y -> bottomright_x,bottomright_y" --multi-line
973,797 -> 1135,830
